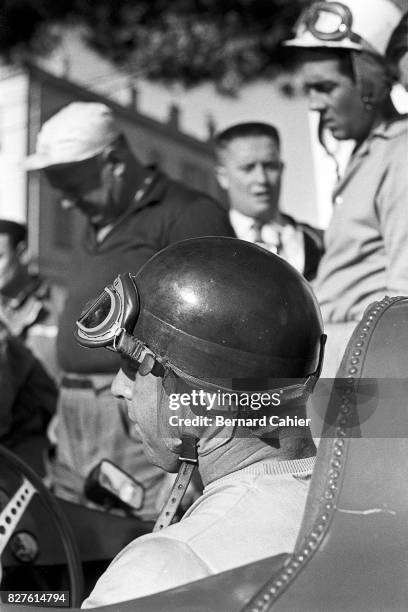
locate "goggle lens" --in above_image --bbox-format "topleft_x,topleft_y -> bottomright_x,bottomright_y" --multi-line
300,1 -> 354,42
76,273 -> 139,349
314,10 -> 344,36
80,292 -> 113,330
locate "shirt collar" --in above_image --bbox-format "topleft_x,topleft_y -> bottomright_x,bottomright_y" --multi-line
229,209 -> 254,240
229,208 -> 288,240
352,113 -> 408,159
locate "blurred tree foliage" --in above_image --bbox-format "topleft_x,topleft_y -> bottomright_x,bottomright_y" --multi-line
0,0 -> 310,93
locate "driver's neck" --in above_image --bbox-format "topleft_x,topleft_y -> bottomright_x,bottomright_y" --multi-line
198,428 -> 315,487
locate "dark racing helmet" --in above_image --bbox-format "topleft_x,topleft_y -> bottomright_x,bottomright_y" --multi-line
76,237 -> 325,401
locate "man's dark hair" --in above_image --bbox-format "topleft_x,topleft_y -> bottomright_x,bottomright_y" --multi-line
293,47 -> 355,81
214,122 -> 281,162
0,220 -> 27,249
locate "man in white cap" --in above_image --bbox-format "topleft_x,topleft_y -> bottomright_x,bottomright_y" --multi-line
284,0 -> 408,377
26,102 -> 234,516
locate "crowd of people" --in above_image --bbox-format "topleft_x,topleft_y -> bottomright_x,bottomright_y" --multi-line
0,0 -> 407,607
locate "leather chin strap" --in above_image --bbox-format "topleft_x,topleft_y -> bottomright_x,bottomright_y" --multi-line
153,434 -> 198,532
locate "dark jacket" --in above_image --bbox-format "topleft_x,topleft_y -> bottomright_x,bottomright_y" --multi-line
0,324 -> 57,451
230,212 -> 324,282
294,219 -> 325,282
58,168 -> 234,373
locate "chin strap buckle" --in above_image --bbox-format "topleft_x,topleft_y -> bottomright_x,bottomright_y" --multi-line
179,433 -> 199,464
153,435 -> 198,532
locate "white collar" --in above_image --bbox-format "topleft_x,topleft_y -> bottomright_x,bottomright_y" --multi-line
229,209 -> 288,239
228,208 -> 305,274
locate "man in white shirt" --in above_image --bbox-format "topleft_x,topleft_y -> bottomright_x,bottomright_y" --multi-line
214,122 -> 323,280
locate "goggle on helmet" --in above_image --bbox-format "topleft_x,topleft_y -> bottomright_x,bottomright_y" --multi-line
283,0 -> 402,58
75,271 -> 325,406
76,273 -> 165,377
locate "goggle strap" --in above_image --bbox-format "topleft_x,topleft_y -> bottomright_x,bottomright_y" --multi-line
115,331 -> 167,378
114,330 -> 144,362
139,353 -> 157,376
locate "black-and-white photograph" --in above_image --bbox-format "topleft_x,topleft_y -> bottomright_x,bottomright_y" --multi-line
0,1 -> 407,610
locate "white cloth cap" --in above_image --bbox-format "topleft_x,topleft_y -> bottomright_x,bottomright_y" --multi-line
284,0 -> 403,58
26,102 -> 121,170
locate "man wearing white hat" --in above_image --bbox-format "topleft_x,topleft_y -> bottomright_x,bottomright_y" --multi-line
284,0 -> 408,378
26,102 -> 234,515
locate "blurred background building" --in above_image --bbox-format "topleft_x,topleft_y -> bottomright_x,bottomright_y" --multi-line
0,2 -> 406,288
